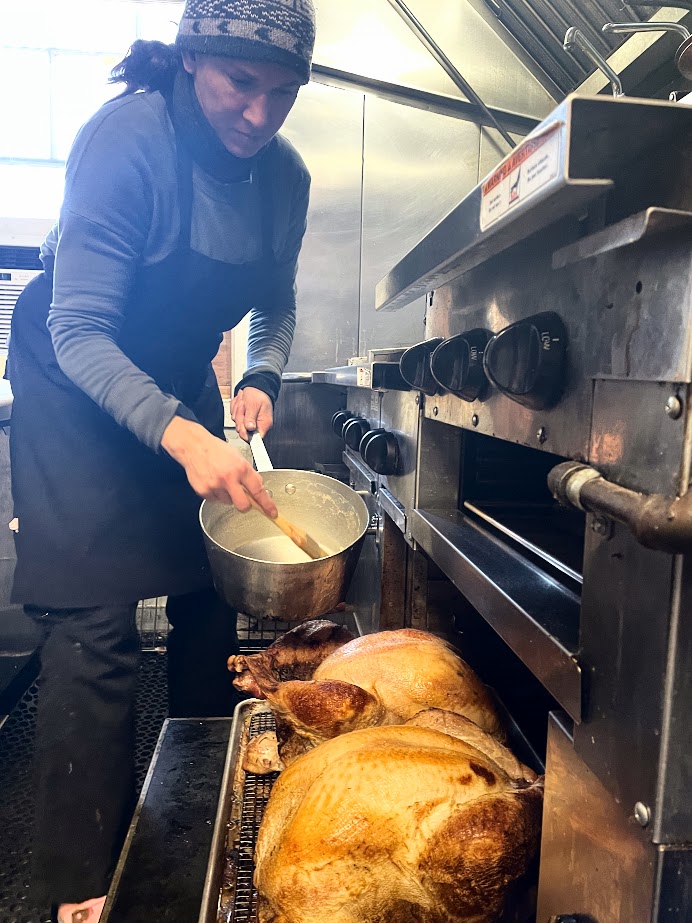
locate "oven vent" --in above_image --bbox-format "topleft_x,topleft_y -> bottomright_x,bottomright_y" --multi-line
0,266 -> 42,352
480,0 -> 645,94
0,246 -> 42,271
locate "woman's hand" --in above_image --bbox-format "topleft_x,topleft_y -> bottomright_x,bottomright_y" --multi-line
231,387 -> 273,442
161,416 -> 277,516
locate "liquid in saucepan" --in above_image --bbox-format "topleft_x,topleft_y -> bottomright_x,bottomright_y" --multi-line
235,535 -> 335,564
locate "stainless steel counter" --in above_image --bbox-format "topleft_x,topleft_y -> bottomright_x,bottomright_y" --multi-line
103,718 -> 232,923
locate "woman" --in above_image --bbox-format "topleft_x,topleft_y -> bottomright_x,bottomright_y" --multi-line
7,1 -> 315,920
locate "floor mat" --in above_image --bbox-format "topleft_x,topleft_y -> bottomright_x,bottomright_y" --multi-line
0,653 -> 169,923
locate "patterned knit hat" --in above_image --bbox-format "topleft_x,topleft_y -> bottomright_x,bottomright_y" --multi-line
176,0 -> 316,84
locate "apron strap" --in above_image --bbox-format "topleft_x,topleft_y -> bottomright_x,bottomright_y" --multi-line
175,136 -> 194,251
256,142 -> 275,264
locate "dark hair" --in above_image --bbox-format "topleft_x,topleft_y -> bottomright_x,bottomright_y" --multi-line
109,40 -> 181,97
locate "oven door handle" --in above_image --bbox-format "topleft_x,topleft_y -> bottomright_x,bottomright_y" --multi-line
549,461 -> 692,554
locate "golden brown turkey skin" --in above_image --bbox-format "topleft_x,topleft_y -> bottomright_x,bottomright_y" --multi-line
254,724 -> 543,923
243,732 -> 285,774
230,626 -> 504,769
262,679 -> 393,746
405,709 -> 536,783
312,629 -> 504,738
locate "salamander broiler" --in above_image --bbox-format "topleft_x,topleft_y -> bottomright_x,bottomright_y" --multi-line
102,94 -> 692,923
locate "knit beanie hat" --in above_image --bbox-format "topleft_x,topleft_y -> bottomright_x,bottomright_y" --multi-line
176,0 -> 316,85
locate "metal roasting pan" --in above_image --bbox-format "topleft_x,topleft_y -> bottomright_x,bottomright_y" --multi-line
198,699 -> 276,923
199,695 -> 545,923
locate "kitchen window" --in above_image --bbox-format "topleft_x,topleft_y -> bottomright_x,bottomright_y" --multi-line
0,0 -> 184,218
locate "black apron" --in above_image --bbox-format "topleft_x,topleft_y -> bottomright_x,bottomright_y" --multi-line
9,126 -> 276,609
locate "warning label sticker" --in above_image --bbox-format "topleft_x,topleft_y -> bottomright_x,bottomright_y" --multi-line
480,122 -> 563,232
356,366 -> 372,388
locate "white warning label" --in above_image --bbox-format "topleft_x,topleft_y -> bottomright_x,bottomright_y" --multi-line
356,366 -> 372,388
480,122 -> 563,232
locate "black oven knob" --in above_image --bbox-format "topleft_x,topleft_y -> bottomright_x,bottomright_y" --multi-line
343,417 -> 370,450
362,430 -> 399,476
359,428 -> 385,459
332,410 -> 354,438
483,311 -> 567,411
399,338 -> 444,396
430,329 -> 491,402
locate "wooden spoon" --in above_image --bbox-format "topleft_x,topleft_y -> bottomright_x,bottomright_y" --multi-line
244,491 -> 326,560
246,432 -> 326,560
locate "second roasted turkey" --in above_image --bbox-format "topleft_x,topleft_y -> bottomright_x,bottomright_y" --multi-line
228,621 -> 505,766
254,720 -> 542,923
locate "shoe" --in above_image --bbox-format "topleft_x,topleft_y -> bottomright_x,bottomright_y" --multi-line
56,896 -> 106,923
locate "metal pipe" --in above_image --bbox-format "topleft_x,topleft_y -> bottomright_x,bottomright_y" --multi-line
564,26 -> 625,97
603,19 -> 692,80
549,462 -> 692,554
621,0 -> 692,11
383,0 -> 517,149
603,21 -> 691,41
310,64 -> 541,136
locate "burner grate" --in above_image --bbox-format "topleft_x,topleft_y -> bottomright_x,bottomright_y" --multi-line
136,600 -> 304,654
235,615 -> 303,652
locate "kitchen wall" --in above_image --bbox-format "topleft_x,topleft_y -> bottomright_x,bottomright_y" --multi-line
358,102 -> 494,356
278,98 -> 539,371
274,0 -> 555,370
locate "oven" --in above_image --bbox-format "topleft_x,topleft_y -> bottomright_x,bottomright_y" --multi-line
328,93 -> 692,921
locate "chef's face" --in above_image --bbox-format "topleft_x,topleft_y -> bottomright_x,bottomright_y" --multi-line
182,53 -> 302,158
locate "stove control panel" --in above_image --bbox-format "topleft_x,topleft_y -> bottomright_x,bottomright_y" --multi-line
483,311 -> 567,411
333,407 -> 400,477
399,338 -> 443,396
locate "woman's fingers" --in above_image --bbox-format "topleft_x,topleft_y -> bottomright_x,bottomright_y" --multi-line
226,480 -> 253,513
232,394 -> 249,442
239,468 -> 278,518
210,487 -> 232,505
162,416 -> 279,514
251,486 -> 278,519
197,448 -> 277,517
230,387 -> 274,441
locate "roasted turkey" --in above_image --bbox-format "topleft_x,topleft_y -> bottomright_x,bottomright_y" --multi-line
254,722 -> 543,923
311,629 -> 503,734
228,619 -> 355,695
229,625 -> 504,764
405,708 -> 536,783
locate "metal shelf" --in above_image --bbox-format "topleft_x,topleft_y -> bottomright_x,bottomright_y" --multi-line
313,362 -> 409,391
463,501 -> 583,588
411,508 -> 582,722
376,95 -> 692,313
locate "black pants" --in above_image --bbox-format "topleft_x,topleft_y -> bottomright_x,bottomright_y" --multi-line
28,588 -> 240,905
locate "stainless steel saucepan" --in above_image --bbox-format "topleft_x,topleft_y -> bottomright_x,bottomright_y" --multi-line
199,433 -> 369,620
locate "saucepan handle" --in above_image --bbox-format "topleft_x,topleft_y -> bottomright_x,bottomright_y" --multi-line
249,432 -> 274,473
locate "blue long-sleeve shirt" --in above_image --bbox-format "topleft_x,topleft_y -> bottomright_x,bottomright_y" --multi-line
40,88 -> 310,452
